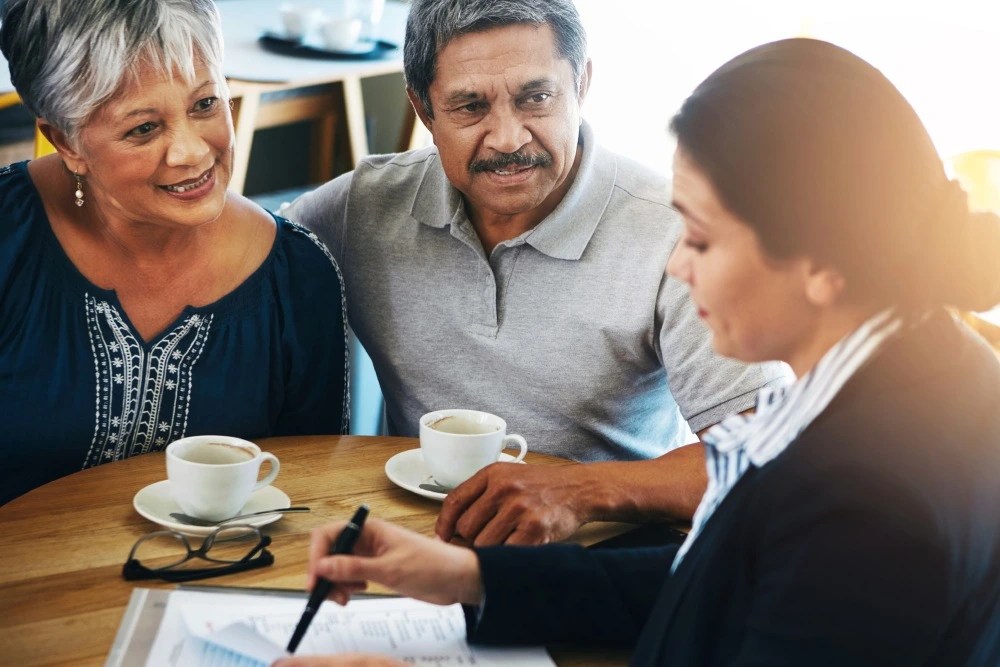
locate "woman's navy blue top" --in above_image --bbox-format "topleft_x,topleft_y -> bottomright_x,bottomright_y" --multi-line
0,161 -> 349,505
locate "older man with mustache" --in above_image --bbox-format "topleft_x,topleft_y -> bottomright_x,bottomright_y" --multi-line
283,0 -> 788,546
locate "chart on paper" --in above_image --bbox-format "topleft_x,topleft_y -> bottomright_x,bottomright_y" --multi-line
145,590 -> 554,666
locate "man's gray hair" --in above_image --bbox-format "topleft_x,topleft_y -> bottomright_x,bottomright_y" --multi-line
0,0 -> 225,143
404,0 -> 588,118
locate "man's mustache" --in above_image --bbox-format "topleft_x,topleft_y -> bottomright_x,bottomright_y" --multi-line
470,151 -> 553,173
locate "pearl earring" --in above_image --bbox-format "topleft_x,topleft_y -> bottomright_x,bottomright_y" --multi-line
74,172 -> 84,207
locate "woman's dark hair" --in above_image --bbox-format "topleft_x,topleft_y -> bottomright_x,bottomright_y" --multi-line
671,37 -> 1000,312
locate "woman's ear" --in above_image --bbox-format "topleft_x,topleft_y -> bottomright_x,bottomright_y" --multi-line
37,120 -> 88,176
803,261 -> 846,307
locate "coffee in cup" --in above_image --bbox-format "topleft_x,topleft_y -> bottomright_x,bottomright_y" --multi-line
166,435 -> 280,522
419,410 -> 527,489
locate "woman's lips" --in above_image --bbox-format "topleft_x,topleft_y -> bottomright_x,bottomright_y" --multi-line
160,167 -> 215,199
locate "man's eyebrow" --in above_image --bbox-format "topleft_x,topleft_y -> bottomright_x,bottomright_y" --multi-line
441,78 -> 561,106
442,90 -> 482,106
519,78 -> 558,93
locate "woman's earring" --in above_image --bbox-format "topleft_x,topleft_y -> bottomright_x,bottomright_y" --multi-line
74,172 -> 84,207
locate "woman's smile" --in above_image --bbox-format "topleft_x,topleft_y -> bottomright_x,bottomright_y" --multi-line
160,165 -> 216,200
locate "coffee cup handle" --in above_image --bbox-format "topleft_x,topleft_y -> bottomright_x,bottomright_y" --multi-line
501,435 -> 528,463
253,452 -> 280,491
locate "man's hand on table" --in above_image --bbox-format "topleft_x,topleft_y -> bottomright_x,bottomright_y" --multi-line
435,462 -> 592,545
435,444 -> 707,546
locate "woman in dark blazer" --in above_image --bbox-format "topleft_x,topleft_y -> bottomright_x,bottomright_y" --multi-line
277,39 -> 1000,667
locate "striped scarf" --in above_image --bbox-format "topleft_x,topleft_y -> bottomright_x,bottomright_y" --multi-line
671,309 -> 903,571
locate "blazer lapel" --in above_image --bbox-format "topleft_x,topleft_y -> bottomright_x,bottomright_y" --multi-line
631,469 -> 759,664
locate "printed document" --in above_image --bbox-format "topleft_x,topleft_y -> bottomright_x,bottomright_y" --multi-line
142,589 -> 554,666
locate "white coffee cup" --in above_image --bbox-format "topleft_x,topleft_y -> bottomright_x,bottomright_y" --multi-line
419,410 -> 528,489
280,4 -> 322,41
166,435 -> 280,522
320,16 -> 362,50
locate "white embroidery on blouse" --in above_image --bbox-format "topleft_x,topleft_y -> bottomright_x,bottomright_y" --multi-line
81,294 -> 212,469
285,220 -> 352,435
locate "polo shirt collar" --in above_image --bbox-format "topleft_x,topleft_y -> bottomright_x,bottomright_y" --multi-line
409,120 -> 616,261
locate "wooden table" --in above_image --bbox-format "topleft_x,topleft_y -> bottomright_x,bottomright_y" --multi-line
0,435 -> 630,666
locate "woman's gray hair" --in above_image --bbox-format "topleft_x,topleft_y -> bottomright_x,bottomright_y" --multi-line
0,0 -> 225,143
404,0 -> 588,118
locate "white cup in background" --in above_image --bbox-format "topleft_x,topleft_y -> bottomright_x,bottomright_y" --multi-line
320,16 -> 362,50
166,435 -> 280,522
419,409 -> 528,489
280,4 -> 322,40
351,0 -> 386,40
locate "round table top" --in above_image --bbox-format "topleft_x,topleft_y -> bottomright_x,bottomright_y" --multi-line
0,434 -> 629,666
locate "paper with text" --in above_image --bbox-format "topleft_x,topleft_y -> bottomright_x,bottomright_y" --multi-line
144,590 -> 554,666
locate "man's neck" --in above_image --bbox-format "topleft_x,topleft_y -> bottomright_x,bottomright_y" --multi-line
466,209 -> 540,255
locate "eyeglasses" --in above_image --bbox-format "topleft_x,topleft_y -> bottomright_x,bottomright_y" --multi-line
122,525 -> 274,583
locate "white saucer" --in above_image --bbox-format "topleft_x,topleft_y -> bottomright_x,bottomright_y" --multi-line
133,480 -> 291,537
384,449 -> 523,502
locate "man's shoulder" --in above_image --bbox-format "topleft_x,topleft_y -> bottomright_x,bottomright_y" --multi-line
352,146 -> 441,185
602,146 -> 674,211
589,145 -> 679,234
597,146 -> 676,218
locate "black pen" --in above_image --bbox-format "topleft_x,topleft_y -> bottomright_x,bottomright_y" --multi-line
286,504 -> 369,653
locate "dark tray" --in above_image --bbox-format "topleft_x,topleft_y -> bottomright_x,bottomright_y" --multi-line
258,33 -> 398,61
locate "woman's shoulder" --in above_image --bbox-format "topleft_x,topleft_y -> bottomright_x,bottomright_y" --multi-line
0,160 -> 48,260
225,193 -> 345,303
0,160 -> 42,223
223,193 -> 333,265
272,211 -> 342,276
261,211 -> 347,332
0,159 -> 33,188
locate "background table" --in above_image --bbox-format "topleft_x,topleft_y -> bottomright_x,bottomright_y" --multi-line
0,435 -> 630,666
218,0 -> 419,193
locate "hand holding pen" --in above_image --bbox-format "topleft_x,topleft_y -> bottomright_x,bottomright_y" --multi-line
284,511 -> 486,652
287,505 -> 370,653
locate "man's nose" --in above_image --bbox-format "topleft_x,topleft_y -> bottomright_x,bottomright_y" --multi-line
483,107 -> 531,155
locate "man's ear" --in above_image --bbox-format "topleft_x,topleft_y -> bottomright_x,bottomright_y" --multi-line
803,261 -> 846,307
577,58 -> 593,104
37,120 -> 88,175
406,88 -> 433,133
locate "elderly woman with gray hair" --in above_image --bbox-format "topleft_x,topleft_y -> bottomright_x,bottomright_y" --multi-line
0,0 -> 349,506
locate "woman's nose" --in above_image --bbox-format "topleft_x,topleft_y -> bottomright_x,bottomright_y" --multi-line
165,122 -> 211,166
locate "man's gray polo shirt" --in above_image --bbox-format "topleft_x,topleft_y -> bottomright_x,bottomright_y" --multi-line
284,122 -> 789,462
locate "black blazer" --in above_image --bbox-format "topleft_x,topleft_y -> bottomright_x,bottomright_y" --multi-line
468,311 -> 1000,666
